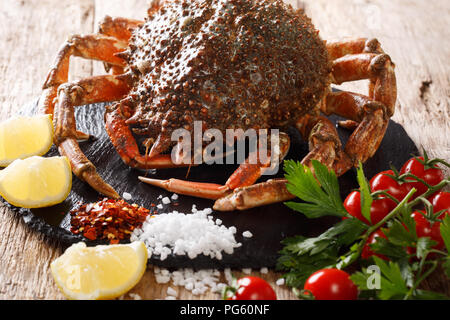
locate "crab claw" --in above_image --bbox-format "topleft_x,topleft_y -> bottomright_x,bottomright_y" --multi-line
213,179 -> 295,211
138,176 -> 230,200
148,133 -> 171,159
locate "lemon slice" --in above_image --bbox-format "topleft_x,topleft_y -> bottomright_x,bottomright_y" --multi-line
0,156 -> 72,208
51,241 -> 148,300
0,114 -> 53,167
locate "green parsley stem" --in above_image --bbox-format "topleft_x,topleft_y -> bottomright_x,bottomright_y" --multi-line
407,178 -> 450,209
368,188 -> 417,235
335,189 -> 417,270
337,188 -> 418,270
406,260 -> 438,300
370,190 -> 400,204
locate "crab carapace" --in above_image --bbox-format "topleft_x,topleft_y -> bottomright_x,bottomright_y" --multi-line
39,0 -> 396,211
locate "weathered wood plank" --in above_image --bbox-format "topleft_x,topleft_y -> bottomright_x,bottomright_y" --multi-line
0,0 -> 96,300
303,0 -> 450,173
0,0 -> 448,299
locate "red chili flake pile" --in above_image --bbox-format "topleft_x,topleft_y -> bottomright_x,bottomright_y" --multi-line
70,198 -> 150,244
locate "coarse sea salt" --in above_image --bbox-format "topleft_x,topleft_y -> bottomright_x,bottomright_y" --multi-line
122,192 -> 132,201
242,231 -> 253,238
131,207 -> 242,260
162,197 -> 171,204
154,267 -> 225,296
242,268 -> 252,274
167,287 -> 178,297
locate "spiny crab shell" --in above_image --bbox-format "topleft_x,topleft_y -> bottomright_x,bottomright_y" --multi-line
119,0 -> 331,155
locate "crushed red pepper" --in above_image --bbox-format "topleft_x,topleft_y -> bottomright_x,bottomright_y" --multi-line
70,198 -> 150,244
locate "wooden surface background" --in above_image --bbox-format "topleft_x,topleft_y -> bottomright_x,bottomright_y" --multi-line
0,0 -> 448,300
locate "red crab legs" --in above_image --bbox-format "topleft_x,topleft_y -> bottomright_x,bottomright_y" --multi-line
139,132 -> 292,200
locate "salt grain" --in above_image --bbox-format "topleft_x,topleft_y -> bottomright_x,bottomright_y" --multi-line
260,267 -> 269,274
167,287 -> 178,297
242,268 -> 252,275
162,197 -> 171,204
128,293 -> 142,300
242,231 -> 253,238
123,192 -> 132,201
131,207 -> 242,260
276,278 -> 285,286
171,193 -> 179,200
154,268 -> 223,296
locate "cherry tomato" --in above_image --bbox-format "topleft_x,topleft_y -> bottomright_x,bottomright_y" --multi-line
228,276 -> 277,300
361,229 -> 389,260
428,191 -> 450,218
304,269 -> 358,300
343,191 -> 393,225
400,157 -> 444,200
370,170 -> 412,208
411,211 -> 444,250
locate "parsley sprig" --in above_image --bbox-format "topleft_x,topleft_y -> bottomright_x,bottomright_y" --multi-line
284,160 -> 348,218
277,159 -> 450,300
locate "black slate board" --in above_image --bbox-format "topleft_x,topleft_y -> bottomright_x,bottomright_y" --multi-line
2,97 -> 418,269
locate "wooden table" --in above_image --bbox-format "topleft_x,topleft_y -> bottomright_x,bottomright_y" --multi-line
0,0 -> 448,300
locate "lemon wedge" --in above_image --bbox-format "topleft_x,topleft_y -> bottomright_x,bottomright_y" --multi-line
51,241 -> 148,300
0,156 -> 72,208
0,114 -> 54,167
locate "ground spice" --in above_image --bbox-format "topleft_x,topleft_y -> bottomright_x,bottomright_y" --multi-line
70,198 -> 150,244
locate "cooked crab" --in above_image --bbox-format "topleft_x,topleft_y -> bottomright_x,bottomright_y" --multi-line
39,0 -> 396,211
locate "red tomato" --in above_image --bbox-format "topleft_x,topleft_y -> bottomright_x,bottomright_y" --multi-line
400,157 -> 444,200
361,230 -> 389,260
428,191 -> 450,218
370,170 -> 412,208
343,191 -> 393,225
228,276 -> 277,300
411,211 -> 445,250
304,269 -> 358,300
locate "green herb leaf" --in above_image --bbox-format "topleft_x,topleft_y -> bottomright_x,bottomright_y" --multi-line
443,257 -> 450,278
356,162 -> 373,224
373,256 -> 409,300
370,236 -> 409,260
284,160 -> 347,218
350,269 -> 371,291
277,218 -> 367,287
413,289 -> 450,300
416,237 -> 436,260
384,218 -> 416,247
440,215 -> 450,253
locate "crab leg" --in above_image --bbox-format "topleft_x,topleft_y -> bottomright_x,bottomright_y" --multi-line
98,16 -> 144,41
296,114 -> 352,176
39,34 -> 128,117
138,177 -> 230,200
54,74 -> 132,199
328,53 -> 396,164
214,179 -> 295,211
140,133 -> 291,200
326,38 -> 382,60
44,34 -> 127,90
213,116 -> 343,211
98,16 -> 144,75
104,106 -> 193,169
